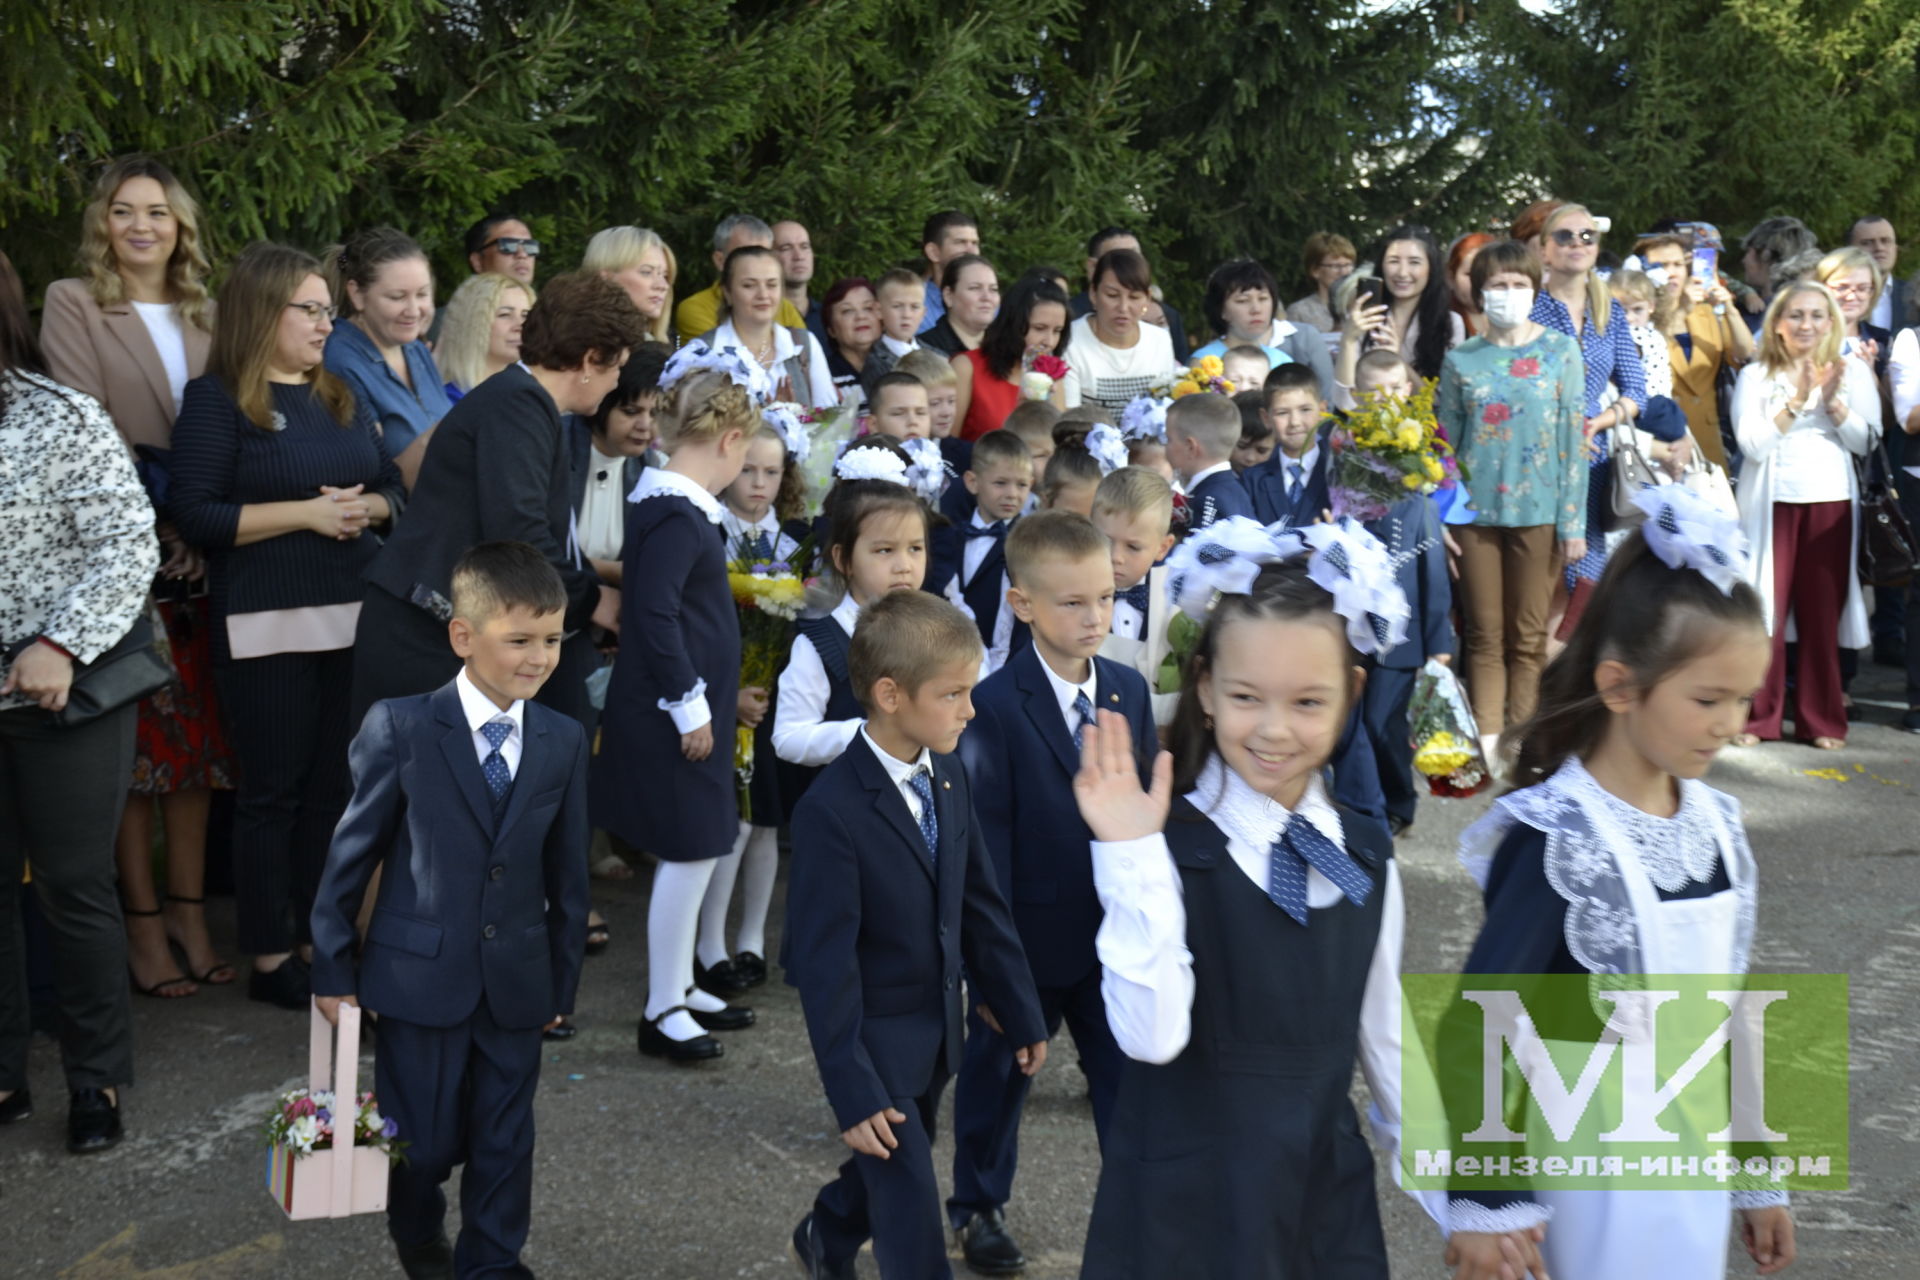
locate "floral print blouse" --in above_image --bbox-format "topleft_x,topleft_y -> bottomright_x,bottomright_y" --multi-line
1435,332 -> 1588,540
0,370 -> 159,710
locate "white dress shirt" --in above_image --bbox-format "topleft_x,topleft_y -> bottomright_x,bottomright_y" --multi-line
1090,756 -> 1444,1230
1183,459 -> 1234,493
1035,650 -> 1097,736
858,725 -> 933,822
955,509 -> 1017,674
711,317 -> 839,411
773,594 -> 865,767
1110,590 -> 1146,641
1871,289 -> 1894,334
721,507 -> 799,564
455,668 -> 526,779
629,467 -> 725,732
1280,443 -> 1320,498
880,334 -> 920,359
130,300 -> 189,414
1891,327 -> 1920,480
578,441 -> 631,563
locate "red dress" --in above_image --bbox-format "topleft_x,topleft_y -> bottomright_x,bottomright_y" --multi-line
959,349 -> 1023,441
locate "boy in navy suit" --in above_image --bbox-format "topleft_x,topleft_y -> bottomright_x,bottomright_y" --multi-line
786,591 -> 1047,1280
1364,496 -> 1454,835
311,542 -> 590,1280
1244,363 -> 1333,528
935,429 -> 1035,673
1164,392 -> 1252,529
947,512 -> 1155,1273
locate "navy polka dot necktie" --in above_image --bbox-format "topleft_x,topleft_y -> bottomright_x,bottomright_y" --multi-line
907,768 -> 938,864
1267,812 -> 1372,926
1117,581 -> 1150,617
741,529 -> 774,562
480,720 -> 514,811
1071,691 -> 1095,749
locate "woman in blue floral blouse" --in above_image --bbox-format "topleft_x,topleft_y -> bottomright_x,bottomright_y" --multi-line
1436,240 -> 1588,753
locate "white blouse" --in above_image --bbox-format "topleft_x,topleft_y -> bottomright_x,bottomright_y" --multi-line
772,593 -> 864,768
1062,315 -> 1179,411
131,300 -> 189,414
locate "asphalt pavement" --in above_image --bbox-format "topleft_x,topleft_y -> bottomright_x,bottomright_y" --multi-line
4,662 -> 1919,1279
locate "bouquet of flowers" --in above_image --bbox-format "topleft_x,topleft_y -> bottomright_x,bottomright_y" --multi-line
728,544 -> 811,819
1168,354 -> 1235,398
1408,658 -> 1491,798
1327,379 -> 1459,522
790,400 -> 862,516
1021,352 -> 1070,401
264,1087 -> 404,1164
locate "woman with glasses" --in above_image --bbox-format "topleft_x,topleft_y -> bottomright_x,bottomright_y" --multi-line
39,154 -> 237,1003
583,225 -> 676,346
169,243 -> 404,1010
1529,203 -> 1650,623
321,228 -> 451,489
1812,247 -> 1891,370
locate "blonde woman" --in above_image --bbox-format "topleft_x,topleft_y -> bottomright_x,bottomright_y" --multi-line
39,155 -> 235,1001
582,225 -> 676,345
1812,246 -> 1891,363
435,272 -> 535,400
1732,282 -> 1879,750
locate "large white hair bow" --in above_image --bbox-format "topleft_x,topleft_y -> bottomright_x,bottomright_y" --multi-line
660,340 -> 776,405
761,402 -> 811,465
1630,484 -> 1752,596
1119,395 -> 1171,444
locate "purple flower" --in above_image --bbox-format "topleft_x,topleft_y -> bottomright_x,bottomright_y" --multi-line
316,1108 -> 331,1124
381,1117 -> 399,1138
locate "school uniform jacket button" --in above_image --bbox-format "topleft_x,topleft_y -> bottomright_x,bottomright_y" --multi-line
945,977 -> 956,991
483,924 -> 497,939
489,866 -> 504,881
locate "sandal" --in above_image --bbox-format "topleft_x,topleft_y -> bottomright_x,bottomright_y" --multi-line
1730,734 -> 1762,748
164,894 -> 237,984
585,914 -> 610,956
123,906 -> 196,998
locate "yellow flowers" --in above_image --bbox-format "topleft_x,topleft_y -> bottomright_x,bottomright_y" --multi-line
729,568 -> 805,620
1172,379 -> 1203,397
1166,355 -> 1232,399
1193,355 -> 1225,380
1401,473 -> 1423,489
1414,731 -> 1473,776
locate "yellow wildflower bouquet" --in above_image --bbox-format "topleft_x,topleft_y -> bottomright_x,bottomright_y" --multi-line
728,539 -> 811,818
1166,354 -> 1234,398
1327,379 -> 1457,521
1408,658 -> 1490,798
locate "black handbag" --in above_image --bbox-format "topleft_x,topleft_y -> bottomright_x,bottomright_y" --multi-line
5,614 -> 174,727
1856,438 -> 1919,591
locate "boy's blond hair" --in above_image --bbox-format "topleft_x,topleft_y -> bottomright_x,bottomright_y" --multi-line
895,348 -> 958,389
1092,466 -> 1175,531
849,591 -> 982,712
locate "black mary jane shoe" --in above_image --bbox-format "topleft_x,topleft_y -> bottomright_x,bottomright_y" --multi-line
957,1208 -> 1027,1275
690,1003 -> 755,1032
542,1017 -> 579,1042
393,1231 -> 454,1280
0,1087 -> 32,1124
247,956 -> 311,1010
637,1009 -> 723,1062
734,951 -> 769,988
67,1088 -> 123,1155
694,956 -> 753,1000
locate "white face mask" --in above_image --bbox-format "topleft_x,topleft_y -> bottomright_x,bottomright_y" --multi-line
1483,288 -> 1535,329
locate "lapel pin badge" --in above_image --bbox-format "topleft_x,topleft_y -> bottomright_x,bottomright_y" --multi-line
942,780 -> 951,789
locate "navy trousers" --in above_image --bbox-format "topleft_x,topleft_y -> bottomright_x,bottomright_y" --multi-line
1361,666 -> 1419,827
376,1000 -> 544,1279
812,1068 -> 952,1278
948,971 -> 1121,1227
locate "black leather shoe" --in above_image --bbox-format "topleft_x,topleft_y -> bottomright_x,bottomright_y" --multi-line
393,1232 -> 454,1280
735,951 -> 769,987
694,957 -> 752,999
66,1088 -> 122,1154
542,1017 -> 579,1041
1903,708 -> 1920,734
789,1214 -> 856,1280
637,1010 -> 723,1062
690,1003 -> 755,1032
959,1208 -> 1026,1274
0,1087 -> 31,1124
247,956 -> 311,1010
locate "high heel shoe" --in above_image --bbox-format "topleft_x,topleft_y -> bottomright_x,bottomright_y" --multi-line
122,906 -> 196,999
164,895 -> 236,984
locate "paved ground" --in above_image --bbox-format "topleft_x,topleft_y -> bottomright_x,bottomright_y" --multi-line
5,662 -> 1920,1279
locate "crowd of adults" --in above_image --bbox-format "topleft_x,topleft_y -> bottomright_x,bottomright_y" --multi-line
2,150 -> 1915,1152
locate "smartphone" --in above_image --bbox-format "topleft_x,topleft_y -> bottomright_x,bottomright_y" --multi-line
1690,246 -> 1718,285
1358,278 -> 1388,311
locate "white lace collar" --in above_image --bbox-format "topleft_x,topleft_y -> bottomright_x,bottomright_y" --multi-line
628,466 -> 723,524
1188,753 -> 1342,855
1458,756 -> 1755,976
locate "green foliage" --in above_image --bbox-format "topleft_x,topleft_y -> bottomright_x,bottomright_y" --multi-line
3,0 -> 1916,312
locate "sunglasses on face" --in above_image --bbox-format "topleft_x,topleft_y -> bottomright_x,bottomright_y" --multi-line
488,237 -> 542,257
1549,228 -> 1598,247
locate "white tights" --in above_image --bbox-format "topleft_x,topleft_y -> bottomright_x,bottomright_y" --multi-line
645,859 -> 730,1042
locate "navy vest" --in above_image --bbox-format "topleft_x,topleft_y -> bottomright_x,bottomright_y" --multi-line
796,615 -> 863,722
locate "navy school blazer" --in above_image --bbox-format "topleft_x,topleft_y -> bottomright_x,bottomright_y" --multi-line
785,733 -> 1046,1130
958,646 -> 1156,989
1244,423 -> 1334,529
1185,466 -> 1255,530
310,680 -> 592,1030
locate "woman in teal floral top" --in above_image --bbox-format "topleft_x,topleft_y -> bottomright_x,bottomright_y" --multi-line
1435,240 -> 1587,749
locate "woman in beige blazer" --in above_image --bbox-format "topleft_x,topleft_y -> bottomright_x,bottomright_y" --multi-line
1636,233 -> 1754,468
39,155 -> 235,1000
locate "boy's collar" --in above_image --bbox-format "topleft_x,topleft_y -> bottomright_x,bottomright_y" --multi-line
860,723 -> 932,774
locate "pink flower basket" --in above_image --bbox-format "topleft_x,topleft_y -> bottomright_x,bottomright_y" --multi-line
265,1002 -> 390,1220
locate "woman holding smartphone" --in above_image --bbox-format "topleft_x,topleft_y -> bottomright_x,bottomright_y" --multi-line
1634,233 -> 1753,468
1333,226 -> 1463,404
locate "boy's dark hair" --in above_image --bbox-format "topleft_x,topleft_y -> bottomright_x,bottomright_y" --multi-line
1086,226 -> 1137,259
1202,259 -> 1281,338
1005,508 -> 1108,586
1166,392 -> 1240,457
1503,532 -> 1766,790
1262,362 -> 1321,406
1038,443 -> 1103,511
465,211 -> 531,259
922,211 -> 978,254
869,370 -> 928,412
1232,388 -> 1271,443
849,591 -> 982,713
972,428 -> 1038,475
589,341 -> 670,436
1169,561 -> 1357,797
1091,248 -> 1152,295
451,541 -> 567,625
1001,399 -> 1061,445
979,276 -> 1072,381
